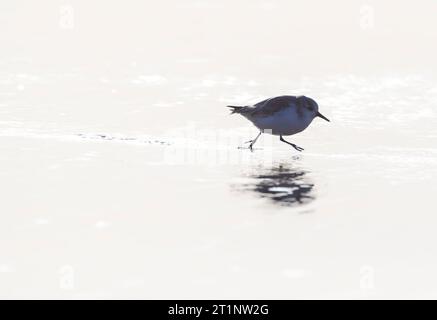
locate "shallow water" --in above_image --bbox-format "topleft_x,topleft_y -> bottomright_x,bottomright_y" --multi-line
1,1 -> 437,299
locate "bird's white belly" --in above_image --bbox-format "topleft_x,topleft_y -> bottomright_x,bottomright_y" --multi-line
250,107 -> 312,136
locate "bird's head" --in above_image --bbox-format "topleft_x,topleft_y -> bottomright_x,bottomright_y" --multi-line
297,96 -> 330,122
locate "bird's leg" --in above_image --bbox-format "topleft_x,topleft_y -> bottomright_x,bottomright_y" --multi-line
244,131 -> 262,150
279,135 -> 304,152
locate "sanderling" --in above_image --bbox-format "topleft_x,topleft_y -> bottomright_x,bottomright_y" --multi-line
227,95 -> 330,151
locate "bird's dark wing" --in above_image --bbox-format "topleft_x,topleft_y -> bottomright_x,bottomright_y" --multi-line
251,95 -> 298,116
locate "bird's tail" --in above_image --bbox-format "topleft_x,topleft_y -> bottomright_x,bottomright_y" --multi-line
226,105 -> 246,115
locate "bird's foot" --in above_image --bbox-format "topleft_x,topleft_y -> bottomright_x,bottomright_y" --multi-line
291,144 -> 304,152
243,140 -> 255,150
237,145 -> 254,151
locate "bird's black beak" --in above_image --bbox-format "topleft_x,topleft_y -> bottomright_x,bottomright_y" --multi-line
316,111 -> 330,122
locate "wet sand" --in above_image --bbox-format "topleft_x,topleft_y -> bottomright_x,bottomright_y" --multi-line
1,1 -> 437,299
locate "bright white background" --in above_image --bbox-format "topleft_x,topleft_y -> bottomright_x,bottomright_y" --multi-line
1,1 -> 437,298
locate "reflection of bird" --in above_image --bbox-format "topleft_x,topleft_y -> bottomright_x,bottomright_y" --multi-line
227,95 -> 330,151
238,165 -> 315,207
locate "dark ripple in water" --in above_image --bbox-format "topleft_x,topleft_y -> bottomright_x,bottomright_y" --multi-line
238,164 -> 315,207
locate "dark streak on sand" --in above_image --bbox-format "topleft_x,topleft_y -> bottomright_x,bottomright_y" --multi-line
76,133 -> 170,145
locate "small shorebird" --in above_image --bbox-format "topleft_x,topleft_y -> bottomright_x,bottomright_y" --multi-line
227,95 -> 329,151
